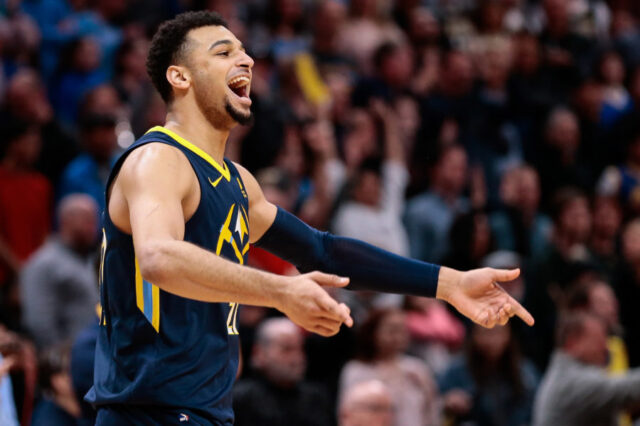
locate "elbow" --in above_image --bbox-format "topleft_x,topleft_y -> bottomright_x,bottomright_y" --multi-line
137,242 -> 171,285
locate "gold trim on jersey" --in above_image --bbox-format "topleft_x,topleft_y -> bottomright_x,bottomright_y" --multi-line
146,126 -> 231,182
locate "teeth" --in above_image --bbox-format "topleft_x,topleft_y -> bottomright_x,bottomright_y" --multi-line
228,76 -> 250,88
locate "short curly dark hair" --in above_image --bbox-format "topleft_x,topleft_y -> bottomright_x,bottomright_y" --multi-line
146,11 -> 228,102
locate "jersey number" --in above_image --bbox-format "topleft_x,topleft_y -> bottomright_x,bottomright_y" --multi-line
227,303 -> 239,335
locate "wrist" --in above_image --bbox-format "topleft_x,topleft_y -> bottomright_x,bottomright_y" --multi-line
436,267 -> 462,302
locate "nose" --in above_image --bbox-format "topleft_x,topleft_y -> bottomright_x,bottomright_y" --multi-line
238,50 -> 254,70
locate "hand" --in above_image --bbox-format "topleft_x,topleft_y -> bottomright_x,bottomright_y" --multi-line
277,271 -> 353,337
443,389 -> 472,415
436,267 -> 534,328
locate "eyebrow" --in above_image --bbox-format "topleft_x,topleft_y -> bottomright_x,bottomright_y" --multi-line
208,39 -> 245,52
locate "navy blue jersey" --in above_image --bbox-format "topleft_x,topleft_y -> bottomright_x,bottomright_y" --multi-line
86,126 -> 250,425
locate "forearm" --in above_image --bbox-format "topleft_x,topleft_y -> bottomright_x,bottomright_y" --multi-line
255,207 -> 443,297
136,239 -> 285,308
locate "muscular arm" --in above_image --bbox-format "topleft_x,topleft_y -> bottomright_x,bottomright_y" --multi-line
111,144 -> 352,335
238,164 -> 534,328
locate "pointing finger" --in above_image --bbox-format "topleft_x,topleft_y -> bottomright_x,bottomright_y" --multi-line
507,295 -> 535,326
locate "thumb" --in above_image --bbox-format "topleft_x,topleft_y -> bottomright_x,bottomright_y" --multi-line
492,268 -> 520,283
308,271 -> 350,288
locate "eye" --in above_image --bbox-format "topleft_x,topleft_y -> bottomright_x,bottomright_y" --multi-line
217,51 -> 229,57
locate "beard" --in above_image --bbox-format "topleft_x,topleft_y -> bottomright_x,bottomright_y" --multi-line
225,98 -> 253,125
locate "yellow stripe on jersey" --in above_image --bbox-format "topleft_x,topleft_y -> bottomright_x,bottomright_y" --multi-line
146,126 -> 231,182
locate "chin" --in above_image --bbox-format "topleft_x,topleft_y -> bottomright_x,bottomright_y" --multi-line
225,100 -> 253,125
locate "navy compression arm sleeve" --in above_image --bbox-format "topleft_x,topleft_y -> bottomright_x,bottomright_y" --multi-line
254,207 -> 440,297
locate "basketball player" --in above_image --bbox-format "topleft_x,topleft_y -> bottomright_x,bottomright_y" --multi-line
87,11 -> 534,425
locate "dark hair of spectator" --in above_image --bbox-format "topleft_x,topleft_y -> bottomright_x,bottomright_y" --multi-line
556,312 -> 603,348
355,308 -> 395,362
466,324 -> 525,397
0,120 -> 35,159
551,187 -> 587,225
373,42 -> 398,72
146,11 -> 228,102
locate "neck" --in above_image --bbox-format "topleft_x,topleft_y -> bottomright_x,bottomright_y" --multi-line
165,108 -> 230,165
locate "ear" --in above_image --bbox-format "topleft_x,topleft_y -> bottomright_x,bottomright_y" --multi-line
166,65 -> 191,94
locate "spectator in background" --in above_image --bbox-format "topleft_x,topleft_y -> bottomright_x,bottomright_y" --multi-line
404,296 -> 465,376
536,107 -> 593,207
439,323 -> 539,426
339,308 -> 439,426
0,325 -> 37,426
567,279 -> 628,374
20,194 -> 99,349
589,197 -> 622,278
58,113 -> 119,211
533,313 -> 640,426
405,144 -> 469,263
336,0 -> 404,76
31,344 -> 82,426
614,219 -> 640,367
333,100 -> 409,256
442,210 -> 494,272
525,187 -> 593,370
233,318 -> 334,426
338,380 -> 394,426
2,68 -> 78,186
597,50 -> 633,130
50,36 -> 108,126
0,120 -> 51,318
490,165 -> 552,258
597,132 -> 640,216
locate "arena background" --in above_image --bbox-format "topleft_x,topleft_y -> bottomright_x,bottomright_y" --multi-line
1,0 -> 640,425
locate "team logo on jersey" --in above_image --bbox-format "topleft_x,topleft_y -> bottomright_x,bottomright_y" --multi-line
216,203 -> 250,264
179,413 -> 190,422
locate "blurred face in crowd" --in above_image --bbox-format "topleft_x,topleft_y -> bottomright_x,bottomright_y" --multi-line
442,52 -> 474,96
6,127 -> 42,167
73,38 -> 101,73
472,213 -> 491,260
171,25 -> 254,129
433,146 -> 468,196
120,37 -> 149,79
83,124 -> 118,163
566,316 -> 608,366
374,310 -> 409,359
340,381 -> 394,426
517,167 -> 541,213
543,0 -> 569,34
479,39 -> 513,89
83,85 -> 123,118
588,282 -> 619,331
599,52 -> 625,86
622,220 -> 640,264
379,44 -> 414,89
314,0 -> 346,42
58,195 -> 99,252
408,7 -> 439,45
546,109 -> 580,154
6,69 -> 53,124
353,170 -> 381,207
276,126 -> 305,178
514,34 -> 541,76
558,195 -> 592,242
253,319 -> 306,387
472,324 -> 510,363
343,110 -> 377,167
592,197 -> 621,239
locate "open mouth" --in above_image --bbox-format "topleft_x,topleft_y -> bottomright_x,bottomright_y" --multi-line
227,75 -> 251,100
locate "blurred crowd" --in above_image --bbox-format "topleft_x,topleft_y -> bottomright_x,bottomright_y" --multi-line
3,0 -> 640,425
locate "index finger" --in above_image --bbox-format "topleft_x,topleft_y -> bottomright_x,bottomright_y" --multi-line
318,293 -> 353,326
507,295 -> 535,326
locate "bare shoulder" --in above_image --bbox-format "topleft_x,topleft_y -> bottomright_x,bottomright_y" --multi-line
117,143 -> 195,196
